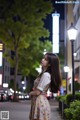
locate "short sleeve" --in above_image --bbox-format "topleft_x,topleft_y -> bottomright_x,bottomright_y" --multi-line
37,72 -> 51,91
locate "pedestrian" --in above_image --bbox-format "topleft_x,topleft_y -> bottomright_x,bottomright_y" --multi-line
29,52 -> 62,120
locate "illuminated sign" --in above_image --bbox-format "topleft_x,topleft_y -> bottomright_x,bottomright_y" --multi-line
0,74 -> 2,85
0,52 -> 2,66
3,83 -> 9,88
0,43 -> 3,51
52,12 -> 60,53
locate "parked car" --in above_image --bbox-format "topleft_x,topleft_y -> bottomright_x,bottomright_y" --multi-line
25,93 -> 30,100
18,94 -> 25,100
8,94 -> 14,101
0,92 -> 8,102
18,93 -> 30,100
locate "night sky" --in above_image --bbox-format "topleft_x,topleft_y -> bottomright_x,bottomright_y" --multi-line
52,0 -> 65,19
44,0 -> 65,41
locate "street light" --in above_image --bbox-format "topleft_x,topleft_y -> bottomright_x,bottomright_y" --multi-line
64,66 -> 70,94
21,81 -> 25,84
67,23 -> 78,98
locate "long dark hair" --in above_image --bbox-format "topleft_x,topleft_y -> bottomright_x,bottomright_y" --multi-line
45,53 -> 62,93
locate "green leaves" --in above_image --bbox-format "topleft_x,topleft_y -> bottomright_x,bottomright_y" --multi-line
0,0 -> 53,95
64,100 -> 80,120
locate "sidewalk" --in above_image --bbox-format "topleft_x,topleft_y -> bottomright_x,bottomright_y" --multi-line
20,99 -> 63,120
49,99 -> 63,120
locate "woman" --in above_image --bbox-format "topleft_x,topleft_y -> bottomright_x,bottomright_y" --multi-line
29,53 -> 62,120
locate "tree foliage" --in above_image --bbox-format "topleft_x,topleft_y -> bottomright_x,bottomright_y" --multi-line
0,0 -> 53,101
19,40 -> 52,76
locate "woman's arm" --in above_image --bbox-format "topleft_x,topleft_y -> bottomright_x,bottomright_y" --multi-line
29,89 -> 41,96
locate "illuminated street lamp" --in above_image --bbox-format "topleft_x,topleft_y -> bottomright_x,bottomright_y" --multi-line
21,81 -> 25,84
64,66 -> 70,73
64,66 -> 70,94
23,86 -> 26,90
67,23 -> 78,97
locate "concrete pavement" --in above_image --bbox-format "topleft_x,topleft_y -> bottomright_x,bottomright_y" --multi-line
20,99 -> 63,120
50,99 -> 63,120
0,99 -> 63,120
21,99 -> 63,120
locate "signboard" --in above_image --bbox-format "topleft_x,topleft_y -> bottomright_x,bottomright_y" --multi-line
0,52 -> 2,66
62,79 -> 66,87
52,12 -> 60,53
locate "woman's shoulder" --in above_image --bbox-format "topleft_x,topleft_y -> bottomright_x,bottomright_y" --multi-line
43,72 -> 51,78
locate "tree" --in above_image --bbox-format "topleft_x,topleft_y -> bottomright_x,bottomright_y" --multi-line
18,39 -> 52,92
19,40 -> 52,76
0,0 -> 53,101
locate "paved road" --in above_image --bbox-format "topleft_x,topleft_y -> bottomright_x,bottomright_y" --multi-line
0,99 -> 62,120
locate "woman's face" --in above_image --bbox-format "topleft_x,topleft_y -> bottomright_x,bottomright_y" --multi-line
41,55 -> 49,70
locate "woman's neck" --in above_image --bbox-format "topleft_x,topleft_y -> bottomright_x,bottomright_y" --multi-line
43,68 -> 47,72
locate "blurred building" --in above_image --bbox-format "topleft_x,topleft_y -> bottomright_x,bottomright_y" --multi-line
66,0 -> 80,93
73,1 -> 80,83
0,42 -> 10,89
0,46 -> 22,90
0,41 -> 3,89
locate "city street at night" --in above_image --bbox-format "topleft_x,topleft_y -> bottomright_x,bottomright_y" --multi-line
0,99 -> 62,120
0,0 -> 80,120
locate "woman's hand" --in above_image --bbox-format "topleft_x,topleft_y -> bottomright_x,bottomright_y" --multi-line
29,91 -> 33,97
29,89 -> 41,96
